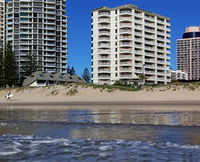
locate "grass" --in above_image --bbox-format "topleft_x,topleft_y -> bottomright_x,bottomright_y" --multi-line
2,81 -> 200,95
66,88 -> 79,96
74,83 -> 142,92
51,90 -> 59,96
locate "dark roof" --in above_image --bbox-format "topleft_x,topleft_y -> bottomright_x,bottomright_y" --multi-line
23,71 -> 85,86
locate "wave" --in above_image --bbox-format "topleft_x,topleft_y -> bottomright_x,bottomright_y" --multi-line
0,134 -> 200,161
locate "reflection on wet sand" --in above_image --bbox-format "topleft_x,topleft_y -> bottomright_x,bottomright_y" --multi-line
0,106 -> 200,145
1,107 -> 200,126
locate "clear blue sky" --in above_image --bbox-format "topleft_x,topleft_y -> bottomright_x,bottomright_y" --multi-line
67,0 -> 200,75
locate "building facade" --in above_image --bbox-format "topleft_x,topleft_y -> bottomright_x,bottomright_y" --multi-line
0,0 -> 5,44
5,0 -> 67,77
92,4 -> 171,85
171,70 -> 188,81
177,26 -> 200,80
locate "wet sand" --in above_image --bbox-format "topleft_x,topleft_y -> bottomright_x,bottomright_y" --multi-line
0,100 -> 200,112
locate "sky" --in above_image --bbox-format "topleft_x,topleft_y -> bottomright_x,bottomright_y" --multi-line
67,0 -> 200,75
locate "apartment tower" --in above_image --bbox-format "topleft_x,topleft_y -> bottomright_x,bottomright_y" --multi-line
0,0 -> 5,44
177,26 -> 200,80
6,0 -> 67,77
92,4 -> 171,84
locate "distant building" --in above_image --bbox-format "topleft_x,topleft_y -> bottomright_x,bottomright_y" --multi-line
171,70 -> 188,81
5,0 -> 67,78
177,26 -> 200,80
23,71 -> 85,87
0,0 -> 5,44
91,4 -> 171,85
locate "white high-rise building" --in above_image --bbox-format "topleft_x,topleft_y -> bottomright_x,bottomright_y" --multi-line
6,0 -> 67,77
92,4 -> 171,85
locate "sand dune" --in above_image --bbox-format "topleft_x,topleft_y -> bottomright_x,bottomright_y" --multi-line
0,84 -> 199,104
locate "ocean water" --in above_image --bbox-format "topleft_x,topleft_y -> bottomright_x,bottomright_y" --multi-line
1,107 -> 200,161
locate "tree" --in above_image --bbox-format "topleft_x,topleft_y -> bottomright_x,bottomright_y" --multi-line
70,67 -> 76,75
82,67 -> 90,83
4,42 -> 18,87
67,66 -> 76,75
23,51 -> 39,77
137,74 -> 147,85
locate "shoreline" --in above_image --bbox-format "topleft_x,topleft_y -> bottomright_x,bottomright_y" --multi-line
1,100 -> 200,112
0,84 -> 200,111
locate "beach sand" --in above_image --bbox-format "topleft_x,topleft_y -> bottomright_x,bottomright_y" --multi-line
0,85 -> 199,111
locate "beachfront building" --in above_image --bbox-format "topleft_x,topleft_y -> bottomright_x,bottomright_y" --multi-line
91,4 -> 171,85
5,0 -> 67,78
0,0 -> 5,44
23,71 -> 85,87
171,70 -> 188,81
177,26 -> 200,80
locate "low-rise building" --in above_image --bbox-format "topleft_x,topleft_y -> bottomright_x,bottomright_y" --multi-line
171,70 -> 188,81
23,71 -> 85,87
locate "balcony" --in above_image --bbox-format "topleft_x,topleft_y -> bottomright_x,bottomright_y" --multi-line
145,40 -> 155,45
145,52 -> 155,57
120,10 -> 132,15
135,32 -> 142,36
157,20 -> 165,24
134,12 -> 142,17
98,18 -> 110,23
98,11 -> 110,16
98,24 -> 110,29
120,68 -> 132,72
145,22 -> 155,27
145,46 -> 155,51
120,42 -> 132,47
99,56 -> 110,60
157,72 -> 165,76
98,62 -> 110,66
99,31 -> 110,35
135,56 -> 143,61
120,54 -> 132,59
135,69 -> 143,73
120,49 -> 132,53
157,25 -> 165,29
120,29 -> 132,34
119,16 -> 132,21
120,61 -> 132,66
98,74 -> 111,79
99,37 -> 110,41
120,36 -> 132,40
120,73 -> 132,78
145,65 -> 155,69
98,68 -> 110,72
99,43 -> 110,48
157,60 -> 165,64
135,44 -> 142,48
145,16 -> 155,21
145,58 -> 155,63
98,49 -> 111,54
120,23 -> 132,27
145,70 -> 155,74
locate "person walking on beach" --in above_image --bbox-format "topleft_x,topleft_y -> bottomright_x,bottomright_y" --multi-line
6,92 -> 13,101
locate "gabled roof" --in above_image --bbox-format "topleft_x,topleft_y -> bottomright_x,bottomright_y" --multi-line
23,71 -> 85,86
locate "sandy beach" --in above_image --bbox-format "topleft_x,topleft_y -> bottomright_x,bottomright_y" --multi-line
0,84 -> 199,111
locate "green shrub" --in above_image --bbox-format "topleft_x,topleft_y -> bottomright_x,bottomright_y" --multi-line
66,88 -> 79,96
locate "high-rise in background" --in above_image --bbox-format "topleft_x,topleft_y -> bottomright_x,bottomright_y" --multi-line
4,0 -> 67,78
0,0 -> 5,44
91,4 -> 171,85
177,26 -> 200,80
